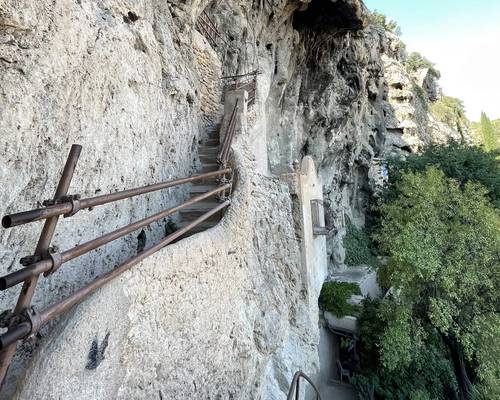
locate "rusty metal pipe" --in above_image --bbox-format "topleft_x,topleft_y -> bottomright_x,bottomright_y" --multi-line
2,169 -> 231,229
221,70 -> 259,80
0,184 -> 231,290
219,101 -> 239,167
0,144 -> 82,388
0,322 -> 31,351
221,103 -> 239,166
0,201 -> 230,349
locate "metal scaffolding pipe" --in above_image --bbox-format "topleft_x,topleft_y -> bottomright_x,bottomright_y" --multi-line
2,169 -> 231,229
0,184 -> 231,290
0,144 -> 82,388
0,201 -> 231,350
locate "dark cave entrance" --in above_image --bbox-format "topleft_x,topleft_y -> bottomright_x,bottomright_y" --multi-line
293,0 -> 367,32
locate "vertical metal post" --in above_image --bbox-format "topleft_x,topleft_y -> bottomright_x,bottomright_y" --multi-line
295,379 -> 300,400
0,144 -> 82,389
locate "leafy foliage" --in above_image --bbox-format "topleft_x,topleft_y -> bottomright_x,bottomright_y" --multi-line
354,300 -> 459,400
412,84 -> 428,110
478,112 -> 500,151
406,52 -> 441,78
431,96 -> 469,134
344,221 -> 378,266
371,168 -> 500,398
384,141 -> 500,208
319,281 -> 361,318
369,11 -> 401,36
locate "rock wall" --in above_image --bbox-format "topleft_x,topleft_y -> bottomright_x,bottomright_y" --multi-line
0,0 -> 208,395
0,0 -> 465,397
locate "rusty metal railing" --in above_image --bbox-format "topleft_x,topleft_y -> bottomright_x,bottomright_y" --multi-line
218,99 -> 240,169
195,9 -> 229,52
0,144 -> 232,388
287,371 -> 322,400
221,71 -> 259,105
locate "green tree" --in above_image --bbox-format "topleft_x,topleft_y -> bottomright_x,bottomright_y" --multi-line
355,299 -> 459,400
479,112 -> 499,151
384,141 -> 500,208
406,52 -> 441,78
431,96 -> 469,135
373,168 -> 500,399
319,281 -> 361,318
370,11 -> 402,36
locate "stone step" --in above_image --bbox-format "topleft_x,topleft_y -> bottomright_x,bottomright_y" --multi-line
178,220 -> 218,233
174,220 -> 219,240
199,154 -> 218,164
189,184 -> 219,194
180,202 -> 224,223
204,138 -> 220,147
192,173 -> 221,184
200,163 -> 219,173
179,199 -> 222,217
199,146 -> 219,156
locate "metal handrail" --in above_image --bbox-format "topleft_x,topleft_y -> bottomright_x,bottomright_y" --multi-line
223,71 -> 258,105
218,99 -> 240,168
0,184 -> 231,290
287,371 -> 322,400
2,169 -> 231,229
221,70 -> 260,80
0,201 -> 230,351
195,9 -> 230,50
0,144 -> 234,388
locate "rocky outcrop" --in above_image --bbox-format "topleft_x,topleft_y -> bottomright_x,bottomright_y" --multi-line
0,0 -> 466,397
382,31 -> 465,154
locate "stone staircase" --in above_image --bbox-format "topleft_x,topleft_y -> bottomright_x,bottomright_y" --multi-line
177,124 -> 226,236
319,381 -> 358,400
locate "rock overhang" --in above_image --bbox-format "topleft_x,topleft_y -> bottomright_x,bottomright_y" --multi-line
293,0 -> 369,32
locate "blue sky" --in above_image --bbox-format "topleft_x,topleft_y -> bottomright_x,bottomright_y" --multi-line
364,0 -> 500,121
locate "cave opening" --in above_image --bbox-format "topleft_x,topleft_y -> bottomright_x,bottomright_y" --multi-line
293,0 -> 367,33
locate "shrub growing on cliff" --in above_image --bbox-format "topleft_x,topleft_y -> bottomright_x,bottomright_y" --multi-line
319,282 -> 361,318
369,11 -> 401,36
406,52 -> 441,78
431,96 -> 469,134
367,168 -> 500,399
344,221 -> 378,266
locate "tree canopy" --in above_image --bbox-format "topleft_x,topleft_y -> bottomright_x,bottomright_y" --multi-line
369,11 -> 402,36
357,167 -> 500,399
431,96 -> 469,135
385,141 -> 500,208
406,52 -> 441,78
478,112 -> 500,151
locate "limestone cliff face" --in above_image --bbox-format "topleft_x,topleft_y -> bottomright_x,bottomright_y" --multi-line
382,30 -> 465,154
0,0 -> 464,398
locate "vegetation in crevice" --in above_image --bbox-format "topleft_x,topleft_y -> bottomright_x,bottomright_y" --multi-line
412,84 -> 429,110
344,220 -> 379,267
